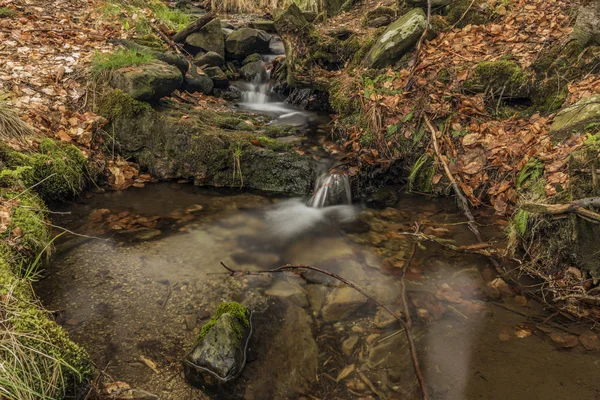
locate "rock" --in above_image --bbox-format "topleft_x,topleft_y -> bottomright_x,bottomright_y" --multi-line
184,313 -> 197,330
203,66 -> 230,89
185,18 -> 225,58
225,28 -> 271,59
243,304 -> 317,399
250,20 -> 276,33
579,330 -> 600,351
363,8 -> 427,69
265,280 -> 309,307
342,335 -> 359,356
110,60 -> 183,101
242,53 -> 263,65
240,60 -> 266,81
194,51 -> 224,68
373,307 -> 397,329
321,287 -> 368,321
184,302 -> 251,388
550,94 -> 600,136
548,331 -> 579,348
307,284 -> 328,315
366,16 -> 392,28
183,67 -> 214,95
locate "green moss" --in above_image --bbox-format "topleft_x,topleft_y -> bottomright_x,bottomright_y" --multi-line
257,136 -> 290,151
197,302 -> 249,342
446,0 -> 492,27
91,48 -> 155,75
328,78 -> 361,117
133,33 -> 166,51
99,89 -> 153,122
472,60 -> 527,91
437,68 -> 451,84
0,139 -> 87,201
0,7 -> 14,17
264,124 -> 300,138
243,53 -> 263,65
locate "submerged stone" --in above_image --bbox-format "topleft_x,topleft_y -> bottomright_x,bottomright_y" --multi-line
184,302 -> 251,389
363,8 -> 426,69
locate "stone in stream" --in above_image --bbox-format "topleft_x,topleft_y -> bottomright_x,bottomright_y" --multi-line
203,66 -> 230,89
110,60 -> 183,101
184,302 -> 251,390
265,280 -> 309,308
363,8 -> 427,69
242,53 -> 262,65
250,20 -> 276,33
185,18 -> 225,58
184,67 -> 214,95
225,28 -> 272,59
194,51 -> 225,68
240,61 -> 266,82
321,286 -> 368,321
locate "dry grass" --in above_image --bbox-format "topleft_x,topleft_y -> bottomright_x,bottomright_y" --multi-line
0,96 -> 36,141
212,0 -> 317,14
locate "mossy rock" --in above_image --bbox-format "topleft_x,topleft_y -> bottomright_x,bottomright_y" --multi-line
328,77 -> 361,116
263,124 -> 300,138
446,0 -> 494,27
110,59 -> 183,101
184,302 -> 251,388
99,91 -> 314,194
464,60 -> 529,98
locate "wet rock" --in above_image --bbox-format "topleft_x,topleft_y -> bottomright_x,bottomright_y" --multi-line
548,331 -> 579,348
342,335 -> 359,356
242,53 -> 263,65
307,284 -> 328,315
240,60 -> 266,81
183,67 -> 214,95
243,304 -> 317,399
186,18 -> 225,58
265,280 -> 308,307
373,307 -> 398,329
321,287 -> 368,321
110,60 -> 183,101
203,66 -> 230,89
184,302 -> 251,388
194,51 -> 225,68
364,8 -> 427,69
250,20 -> 276,33
579,330 -> 600,351
225,28 -> 272,59
117,228 -> 162,241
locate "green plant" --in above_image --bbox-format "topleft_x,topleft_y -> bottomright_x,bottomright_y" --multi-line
91,48 -> 155,75
408,153 -> 435,192
197,302 -> 249,342
0,94 -> 36,140
232,145 -> 243,188
0,7 -> 14,18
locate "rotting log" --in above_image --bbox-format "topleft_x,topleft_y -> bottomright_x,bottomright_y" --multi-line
172,12 -> 216,43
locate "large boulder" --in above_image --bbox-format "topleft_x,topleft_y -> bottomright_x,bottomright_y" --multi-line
184,302 -> 251,388
203,66 -> 230,89
184,67 -> 214,95
363,8 -> 427,69
186,18 -> 225,58
110,60 -> 183,101
240,61 -> 266,82
194,51 -> 224,68
225,28 -> 272,59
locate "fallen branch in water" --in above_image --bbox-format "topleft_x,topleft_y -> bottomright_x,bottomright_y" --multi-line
400,222 -> 420,329
520,201 -> 600,223
425,116 -> 484,243
220,262 -> 429,400
397,231 -> 502,258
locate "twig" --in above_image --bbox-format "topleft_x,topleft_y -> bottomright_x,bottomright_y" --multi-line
450,0 -> 477,29
425,116 -> 484,242
400,222 -> 420,328
220,262 -> 429,400
520,202 -> 600,223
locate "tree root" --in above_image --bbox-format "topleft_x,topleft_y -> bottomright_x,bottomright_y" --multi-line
220,262 -> 430,400
520,201 -> 600,223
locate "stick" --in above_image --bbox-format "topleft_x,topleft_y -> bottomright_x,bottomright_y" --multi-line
220,262 -> 429,400
400,222 -> 420,328
425,116 -> 484,242
172,12 -> 215,43
520,202 -> 600,223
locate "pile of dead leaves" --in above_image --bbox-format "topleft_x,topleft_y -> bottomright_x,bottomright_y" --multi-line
339,0 -> 590,216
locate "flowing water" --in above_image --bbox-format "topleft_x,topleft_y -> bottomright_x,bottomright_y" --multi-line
35,39 -> 600,400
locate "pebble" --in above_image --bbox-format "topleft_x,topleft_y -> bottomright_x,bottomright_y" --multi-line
342,335 -> 359,356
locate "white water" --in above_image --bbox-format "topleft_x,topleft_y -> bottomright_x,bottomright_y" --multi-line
307,173 -> 352,208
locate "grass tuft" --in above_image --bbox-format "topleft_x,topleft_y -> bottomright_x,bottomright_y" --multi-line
0,96 -> 36,141
91,48 -> 155,76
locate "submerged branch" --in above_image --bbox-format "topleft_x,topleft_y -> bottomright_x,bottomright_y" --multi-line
220,262 -> 429,400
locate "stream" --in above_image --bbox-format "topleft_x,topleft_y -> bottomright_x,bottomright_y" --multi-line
36,39 -> 600,400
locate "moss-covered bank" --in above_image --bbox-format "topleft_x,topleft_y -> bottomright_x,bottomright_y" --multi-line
0,140 -> 92,398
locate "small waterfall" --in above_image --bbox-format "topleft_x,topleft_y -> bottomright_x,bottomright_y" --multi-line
307,173 -> 352,208
240,63 -> 271,105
